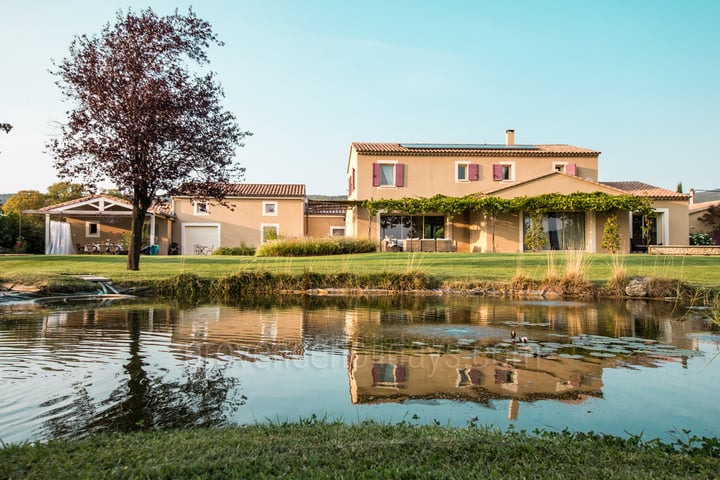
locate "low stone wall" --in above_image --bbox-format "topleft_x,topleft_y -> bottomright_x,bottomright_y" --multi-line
648,245 -> 720,256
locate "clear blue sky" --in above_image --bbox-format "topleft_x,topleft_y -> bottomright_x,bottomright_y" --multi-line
1,0 -> 718,196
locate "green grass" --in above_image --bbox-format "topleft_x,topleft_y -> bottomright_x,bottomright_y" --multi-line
1,422 -> 718,479
2,252 -> 720,293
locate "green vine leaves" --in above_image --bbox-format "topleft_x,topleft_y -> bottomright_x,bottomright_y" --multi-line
359,192 -> 655,218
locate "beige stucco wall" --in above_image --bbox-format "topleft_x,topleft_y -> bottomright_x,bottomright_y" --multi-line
593,210 -> 632,253
65,215 -> 172,254
173,196 -> 306,248
689,210 -> 710,235
306,215 -> 346,238
653,199 -> 689,246
348,149 -> 599,201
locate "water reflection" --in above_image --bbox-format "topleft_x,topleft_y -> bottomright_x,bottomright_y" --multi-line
0,296 -> 717,444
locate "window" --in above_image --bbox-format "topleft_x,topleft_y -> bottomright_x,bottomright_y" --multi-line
331,227 -> 345,237
456,162 -> 479,182
457,163 -> 468,181
523,212 -> 586,251
553,162 -> 577,175
380,215 -> 445,240
85,222 -> 100,238
371,362 -> 407,388
493,162 -> 515,181
372,162 -> 404,187
261,224 -> 279,243
193,200 -> 209,215
263,201 -> 277,216
631,209 -> 668,248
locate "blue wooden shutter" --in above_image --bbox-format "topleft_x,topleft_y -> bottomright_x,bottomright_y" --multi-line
469,164 -> 479,181
566,163 -> 577,176
492,164 -> 503,181
395,164 -> 405,187
372,163 -> 381,186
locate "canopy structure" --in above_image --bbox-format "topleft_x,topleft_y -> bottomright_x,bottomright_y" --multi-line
23,194 -> 174,255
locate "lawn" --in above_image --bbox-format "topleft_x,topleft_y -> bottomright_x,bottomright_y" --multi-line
2,252 -> 720,289
1,422 -> 718,479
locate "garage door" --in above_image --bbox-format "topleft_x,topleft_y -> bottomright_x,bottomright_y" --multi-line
182,224 -> 220,255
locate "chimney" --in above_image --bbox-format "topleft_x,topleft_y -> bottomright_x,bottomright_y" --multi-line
505,129 -> 515,146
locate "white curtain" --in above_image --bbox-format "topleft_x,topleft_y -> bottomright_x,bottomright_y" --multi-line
47,221 -> 76,254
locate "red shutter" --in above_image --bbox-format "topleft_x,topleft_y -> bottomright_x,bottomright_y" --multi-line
372,163 -> 380,186
493,164 -> 503,181
468,163 -> 479,181
395,163 -> 405,187
566,163 -> 577,176
352,168 -> 356,191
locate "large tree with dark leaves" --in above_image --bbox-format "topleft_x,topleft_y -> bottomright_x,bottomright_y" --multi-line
49,8 -> 250,270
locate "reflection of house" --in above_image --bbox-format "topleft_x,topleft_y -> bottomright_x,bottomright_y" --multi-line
346,130 -> 689,253
171,305 -> 305,359
347,349 -> 605,419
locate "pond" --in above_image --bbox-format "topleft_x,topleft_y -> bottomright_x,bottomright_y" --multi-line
1,295 -> 719,445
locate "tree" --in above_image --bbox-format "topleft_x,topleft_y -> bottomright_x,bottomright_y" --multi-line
2,190 -> 46,214
45,181 -> 88,206
0,123 -> 11,155
0,190 -> 46,253
698,205 -> 720,244
601,213 -> 621,253
49,8 -> 250,270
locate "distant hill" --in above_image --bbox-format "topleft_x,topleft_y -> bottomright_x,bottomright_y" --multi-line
693,189 -> 720,203
307,194 -> 348,201
0,193 -> 14,207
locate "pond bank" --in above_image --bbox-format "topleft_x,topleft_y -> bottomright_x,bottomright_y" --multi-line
2,422 -> 718,479
2,269 -> 719,307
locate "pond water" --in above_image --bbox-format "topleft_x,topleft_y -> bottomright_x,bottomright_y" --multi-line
1,295 -> 719,445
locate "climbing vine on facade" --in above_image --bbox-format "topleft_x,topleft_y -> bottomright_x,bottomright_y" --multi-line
359,192 -> 655,218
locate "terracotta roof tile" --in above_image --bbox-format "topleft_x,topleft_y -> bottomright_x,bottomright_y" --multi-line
689,200 -> 720,214
599,181 -> 689,200
219,183 -> 306,198
352,142 -> 599,157
175,183 -> 306,198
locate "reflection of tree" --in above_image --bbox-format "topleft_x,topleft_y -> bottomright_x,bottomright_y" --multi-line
42,309 -> 244,440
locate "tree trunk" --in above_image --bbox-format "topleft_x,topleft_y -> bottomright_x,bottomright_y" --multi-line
126,195 -> 151,271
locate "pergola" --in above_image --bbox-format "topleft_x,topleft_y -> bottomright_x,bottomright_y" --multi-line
23,194 -> 174,254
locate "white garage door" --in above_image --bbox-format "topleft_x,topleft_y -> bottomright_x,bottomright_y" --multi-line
182,224 -> 220,255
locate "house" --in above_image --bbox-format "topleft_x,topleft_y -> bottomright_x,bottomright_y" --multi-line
689,198 -> 720,243
171,184 -> 347,254
345,130 -> 689,253
171,184 -> 306,254
29,130 -> 690,255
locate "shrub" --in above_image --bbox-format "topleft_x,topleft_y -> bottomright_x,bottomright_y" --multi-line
689,232 -> 714,245
601,214 -> 621,253
255,237 -> 378,257
212,245 -> 256,256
